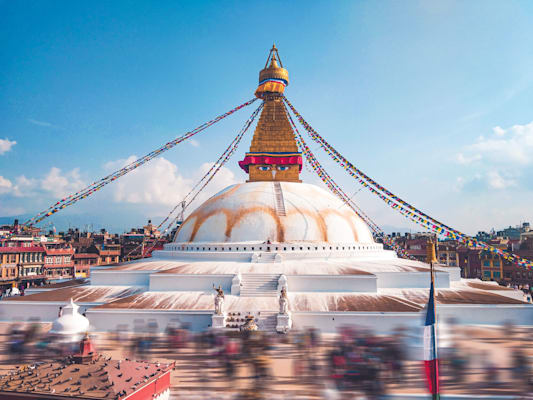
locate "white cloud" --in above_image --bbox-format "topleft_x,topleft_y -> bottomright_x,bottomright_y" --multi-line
455,121 -> 533,192
0,176 -> 13,194
462,121 -> 533,166
104,155 -> 238,211
0,138 -> 16,155
455,153 -> 481,165
11,175 -> 37,197
493,126 -> 505,137
189,139 -> 200,148
486,170 -> 516,190
28,118 -> 56,128
40,167 -> 85,198
106,156 -> 192,206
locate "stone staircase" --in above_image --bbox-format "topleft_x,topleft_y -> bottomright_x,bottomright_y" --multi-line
253,252 -> 278,263
273,181 -> 286,216
240,273 -> 280,297
257,312 -> 278,331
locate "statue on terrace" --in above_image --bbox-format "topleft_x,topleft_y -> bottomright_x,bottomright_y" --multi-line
213,284 -> 225,315
279,287 -> 289,315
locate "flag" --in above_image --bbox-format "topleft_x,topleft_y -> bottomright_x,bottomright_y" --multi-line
424,267 -> 440,398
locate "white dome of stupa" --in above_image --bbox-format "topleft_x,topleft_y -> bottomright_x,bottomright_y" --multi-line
50,299 -> 90,339
175,181 -> 374,244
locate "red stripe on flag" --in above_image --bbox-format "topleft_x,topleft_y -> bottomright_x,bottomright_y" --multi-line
424,359 -> 440,394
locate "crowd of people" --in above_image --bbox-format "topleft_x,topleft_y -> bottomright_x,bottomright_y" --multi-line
0,320 -> 531,398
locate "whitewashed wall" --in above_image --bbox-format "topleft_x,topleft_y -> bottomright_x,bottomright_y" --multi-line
91,271 -> 151,286
86,309 -> 213,332
286,275 -> 377,292
376,271 -> 449,289
150,274 -> 233,292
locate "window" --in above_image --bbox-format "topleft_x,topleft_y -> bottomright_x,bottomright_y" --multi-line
55,256 -> 61,264
493,261 -> 500,267
493,271 -> 501,278
483,271 -> 491,278
483,261 -> 490,267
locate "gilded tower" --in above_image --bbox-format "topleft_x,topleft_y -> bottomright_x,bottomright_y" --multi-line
238,45 -> 302,182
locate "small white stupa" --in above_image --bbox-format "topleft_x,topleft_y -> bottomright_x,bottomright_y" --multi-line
50,298 -> 90,342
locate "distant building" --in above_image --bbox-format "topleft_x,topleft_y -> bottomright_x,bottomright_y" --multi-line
43,241 -> 75,281
0,236 -> 47,289
73,253 -> 98,277
437,241 -> 459,267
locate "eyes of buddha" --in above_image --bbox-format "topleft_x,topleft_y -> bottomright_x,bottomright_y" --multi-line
257,166 -> 289,171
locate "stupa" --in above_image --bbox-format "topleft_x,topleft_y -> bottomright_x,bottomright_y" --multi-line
49,298 -> 90,342
0,46 -> 531,334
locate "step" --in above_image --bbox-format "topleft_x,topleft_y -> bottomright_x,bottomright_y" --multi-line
240,293 -> 278,297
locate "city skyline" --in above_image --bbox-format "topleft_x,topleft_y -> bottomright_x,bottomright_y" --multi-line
1,1 -> 533,234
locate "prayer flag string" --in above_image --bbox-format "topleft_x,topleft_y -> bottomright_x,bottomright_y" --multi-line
128,102 -> 264,259
283,102 -> 414,260
23,98 -> 258,227
283,96 -> 533,269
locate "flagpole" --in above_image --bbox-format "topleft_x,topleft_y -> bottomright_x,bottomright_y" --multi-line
430,258 -> 440,400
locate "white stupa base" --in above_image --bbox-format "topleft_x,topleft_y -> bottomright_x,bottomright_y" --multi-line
211,314 -> 226,329
276,313 -> 292,333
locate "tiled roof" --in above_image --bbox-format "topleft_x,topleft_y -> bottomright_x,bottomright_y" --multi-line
3,286 -> 142,303
0,353 -> 173,398
74,253 -> 99,259
0,246 -> 45,253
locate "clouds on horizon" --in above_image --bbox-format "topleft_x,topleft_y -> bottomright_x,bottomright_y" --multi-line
455,121 -> 533,192
104,155 -> 238,214
0,154 -> 239,222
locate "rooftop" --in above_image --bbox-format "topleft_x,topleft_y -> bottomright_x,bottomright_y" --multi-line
3,286 -> 143,303
0,353 -> 173,399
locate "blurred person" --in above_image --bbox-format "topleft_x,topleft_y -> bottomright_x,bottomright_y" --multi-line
511,347 -> 528,387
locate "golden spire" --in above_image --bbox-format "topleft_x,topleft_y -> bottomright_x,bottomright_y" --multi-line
256,44 -> 289,99
238,46 -> 302,183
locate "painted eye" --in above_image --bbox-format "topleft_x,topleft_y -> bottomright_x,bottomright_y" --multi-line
277,166 -> 289,171
258,166 -> 271,171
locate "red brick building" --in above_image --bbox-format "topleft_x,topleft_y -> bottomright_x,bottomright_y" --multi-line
43,242 -> 75,280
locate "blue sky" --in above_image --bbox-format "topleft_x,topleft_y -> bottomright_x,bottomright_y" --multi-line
1,1 -> 532,234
